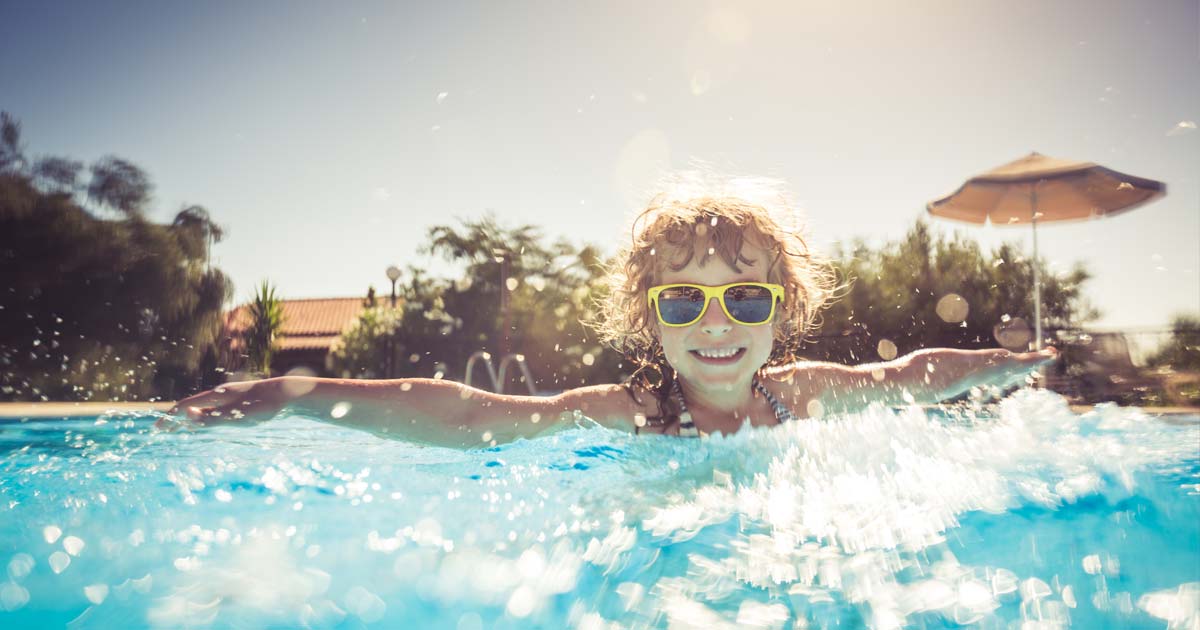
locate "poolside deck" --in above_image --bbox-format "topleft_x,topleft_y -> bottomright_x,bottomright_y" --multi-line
0,401 -> 174,419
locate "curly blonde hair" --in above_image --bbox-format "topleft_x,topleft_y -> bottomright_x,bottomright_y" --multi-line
590,175 -> 840,426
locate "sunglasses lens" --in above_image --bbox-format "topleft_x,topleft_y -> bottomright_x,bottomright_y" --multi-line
724,284 -> 775,324
657,286 -> 706,325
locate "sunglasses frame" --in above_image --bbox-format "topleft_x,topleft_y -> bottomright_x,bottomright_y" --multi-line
647,282 -> 785,327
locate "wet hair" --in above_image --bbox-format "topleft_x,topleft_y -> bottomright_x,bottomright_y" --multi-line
590,174 -> 840,431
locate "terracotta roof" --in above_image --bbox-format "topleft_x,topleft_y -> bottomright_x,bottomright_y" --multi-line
223,297 -> 376,355
225,297 -> 367,338
277,335 -> 343,351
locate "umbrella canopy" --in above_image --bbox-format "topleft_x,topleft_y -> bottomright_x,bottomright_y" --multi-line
928,152 -> 1166,225
927,152 -> 1166,350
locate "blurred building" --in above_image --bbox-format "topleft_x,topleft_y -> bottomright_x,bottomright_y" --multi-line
221,297 -> 367,377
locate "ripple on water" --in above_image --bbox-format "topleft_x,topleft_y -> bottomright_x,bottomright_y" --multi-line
0,392 -> 1196,628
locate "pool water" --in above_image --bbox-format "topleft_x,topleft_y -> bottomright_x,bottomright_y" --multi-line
1,390 -> 1197,629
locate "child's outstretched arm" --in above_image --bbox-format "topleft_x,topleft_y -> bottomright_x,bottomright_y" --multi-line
165,377 -> 641,448
775,347 -> 1057,416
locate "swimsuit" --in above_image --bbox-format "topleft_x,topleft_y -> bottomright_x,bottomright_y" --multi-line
672,378 -> 798,438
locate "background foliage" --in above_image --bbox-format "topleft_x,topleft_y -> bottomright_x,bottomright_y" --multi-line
807,221 -> 1098,363
245,281 -> 284,376
1147,314 -> 1200,371
0,113 -> 231,401
331,215 -> 621,393
6,110 -> 1192,404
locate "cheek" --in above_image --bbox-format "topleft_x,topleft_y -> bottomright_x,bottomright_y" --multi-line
751,326 -> 776,359
656,325 -> 688,363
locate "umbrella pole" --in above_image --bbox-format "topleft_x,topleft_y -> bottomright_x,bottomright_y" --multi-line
1031,186 -> 1042,351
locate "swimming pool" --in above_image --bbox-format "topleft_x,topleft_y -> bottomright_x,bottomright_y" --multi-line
1,390 -> 1197,629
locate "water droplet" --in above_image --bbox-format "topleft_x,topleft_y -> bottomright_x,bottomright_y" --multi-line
935,293 -> 969,323
215,489 -> 232,503
436,91 -> 449,104
330,402 -> 352,419
505,277 -> 519,291
400,382 -> 412,391
516,548 -> 546,579
582,353 -> 595,366
806,399 -> 825,419
877,339 -> 898,361
1062,585 -> 1077,608
0,582 -> 30,611
1166,120 -> 1197,136
62,536 -> 85,556
633,413 -> 647,427
84,583 -> 108,604
281,376 -> 317,399
43,525 -> 62,544
48,551 -> 70,574
7,553 -> 34,580
131,574 -> 152,593
529,413 -> 541,424
506,585 -> 537,617
481,431 -> 493,442
344,585 -> 386,623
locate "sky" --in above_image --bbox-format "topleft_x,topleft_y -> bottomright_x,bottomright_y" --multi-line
2,0 -> 1198,332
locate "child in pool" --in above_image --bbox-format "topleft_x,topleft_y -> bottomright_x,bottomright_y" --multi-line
168,179 -> 1055,447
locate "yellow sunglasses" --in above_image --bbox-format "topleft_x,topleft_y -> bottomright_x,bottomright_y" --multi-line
647,282 -> 784,327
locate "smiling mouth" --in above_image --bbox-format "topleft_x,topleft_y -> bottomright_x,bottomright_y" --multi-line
689,347 -> 746,364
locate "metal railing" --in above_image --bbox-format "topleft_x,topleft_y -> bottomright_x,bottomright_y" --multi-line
464,351 -> 541,395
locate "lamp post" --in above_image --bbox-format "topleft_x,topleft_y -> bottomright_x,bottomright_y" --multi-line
385,265 -> 402,378
492,248 -> 510,357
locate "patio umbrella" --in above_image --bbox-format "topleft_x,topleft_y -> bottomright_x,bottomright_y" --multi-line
927,152 -> 1166,350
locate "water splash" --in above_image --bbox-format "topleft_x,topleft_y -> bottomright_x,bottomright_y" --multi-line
0,393 -> 1196,628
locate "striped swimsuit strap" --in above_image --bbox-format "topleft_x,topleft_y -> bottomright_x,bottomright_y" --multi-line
673,378 -> 797,438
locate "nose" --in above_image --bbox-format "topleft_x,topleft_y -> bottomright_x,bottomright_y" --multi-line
699,296 -> 732,335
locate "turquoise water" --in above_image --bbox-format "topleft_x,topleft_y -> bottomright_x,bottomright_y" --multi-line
1,390 -> 1197,629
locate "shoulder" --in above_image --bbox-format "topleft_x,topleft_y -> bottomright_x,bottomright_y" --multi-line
552,383 -> 659,431
760,361 -> 868,415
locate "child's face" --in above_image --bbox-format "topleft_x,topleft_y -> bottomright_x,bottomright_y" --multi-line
654,242 -> 777,392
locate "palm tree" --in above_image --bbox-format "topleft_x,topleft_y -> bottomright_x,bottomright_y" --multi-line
86,156 -> 151,218
0,112 -> 27,174
245,281 -> 284,377
172,204 -> 225,268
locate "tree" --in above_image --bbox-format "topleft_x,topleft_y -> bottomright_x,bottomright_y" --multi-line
0,112 -> 233,401
1148,314 -> 1200,371
810,219 -> 1098,363
244,281 -> 284,376
330,215 -> 623,392
0,112 -> 25,173
328,305 -> 405,379
86,157 -> 152,218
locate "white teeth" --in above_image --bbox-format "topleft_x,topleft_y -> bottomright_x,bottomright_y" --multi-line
695,347 -> 740,359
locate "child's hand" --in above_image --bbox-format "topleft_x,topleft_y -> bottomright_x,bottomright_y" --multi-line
156,379 -> 282,430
